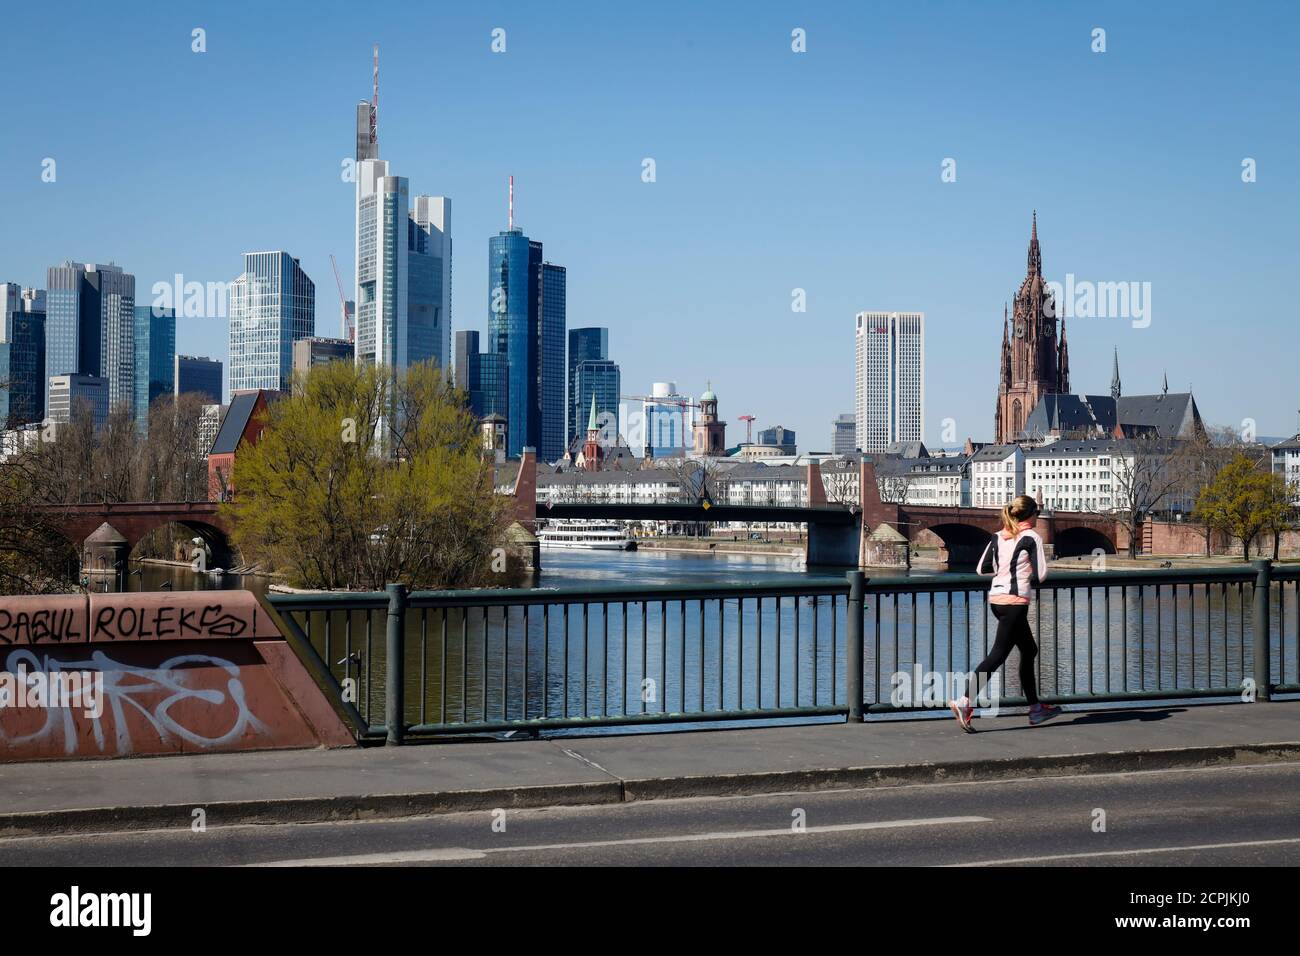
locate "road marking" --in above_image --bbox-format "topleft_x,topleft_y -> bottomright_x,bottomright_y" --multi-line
948,836 -> 1300,867
250,816 -> 991,866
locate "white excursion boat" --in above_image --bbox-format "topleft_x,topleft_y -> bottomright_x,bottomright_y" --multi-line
538,519 -> 636,551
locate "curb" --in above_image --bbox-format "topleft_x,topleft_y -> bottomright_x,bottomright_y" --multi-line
5,741 -> 1300,838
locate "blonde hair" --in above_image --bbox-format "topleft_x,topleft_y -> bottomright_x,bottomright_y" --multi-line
1000,495 -> 1039,535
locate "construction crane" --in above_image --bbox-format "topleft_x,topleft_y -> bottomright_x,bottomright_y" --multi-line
330,254 -> 354,343
738,414 -> 756,444
621,394 -> 701,458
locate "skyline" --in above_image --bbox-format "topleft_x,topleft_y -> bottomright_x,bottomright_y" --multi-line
2,1 -> 1297,448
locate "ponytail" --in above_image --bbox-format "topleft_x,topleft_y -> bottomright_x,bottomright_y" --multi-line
1001,494 -> 1039,535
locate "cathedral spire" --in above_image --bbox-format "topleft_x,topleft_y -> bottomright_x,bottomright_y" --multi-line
1057,317 -> 1070,392
1111,348 -> 1122,400
1027,210 -> 1042,276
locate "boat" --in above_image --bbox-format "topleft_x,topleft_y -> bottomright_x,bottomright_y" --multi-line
537,519 -> 636,551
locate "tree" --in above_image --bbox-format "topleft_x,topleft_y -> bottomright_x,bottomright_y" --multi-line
224,361 -> 509,590
1097,437 -> 1187,558
1193,453 -> 1292,560
1178,425 -> 1249,555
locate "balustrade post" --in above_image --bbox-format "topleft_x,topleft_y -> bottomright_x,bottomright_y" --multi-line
1252,560 -> 1272,701
386,583 -> 408,744
846,570 -> 865,721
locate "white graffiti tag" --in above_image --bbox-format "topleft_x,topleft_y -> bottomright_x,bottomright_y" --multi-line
0,648 -> 266,756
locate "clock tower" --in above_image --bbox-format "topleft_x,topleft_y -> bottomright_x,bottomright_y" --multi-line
994,212 -> 1070,443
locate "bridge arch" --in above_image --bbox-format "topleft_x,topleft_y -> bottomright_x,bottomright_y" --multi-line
1052,524 -> 1116,559
128,519 -> 241,570
918,522 -> 998,569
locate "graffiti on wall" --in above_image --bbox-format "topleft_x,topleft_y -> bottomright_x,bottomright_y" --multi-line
0,646 -> 267,757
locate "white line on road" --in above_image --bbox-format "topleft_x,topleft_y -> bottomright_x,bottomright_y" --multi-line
250,815 -> 992,866
948,836 -> 1300,867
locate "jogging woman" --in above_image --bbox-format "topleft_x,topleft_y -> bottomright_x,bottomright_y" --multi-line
949,494 -> 1063,732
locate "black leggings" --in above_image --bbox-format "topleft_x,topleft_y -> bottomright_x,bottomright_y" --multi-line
973,603 -> 1039,705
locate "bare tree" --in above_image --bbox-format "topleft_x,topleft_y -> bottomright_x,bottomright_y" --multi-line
1096,437 -> 1187,559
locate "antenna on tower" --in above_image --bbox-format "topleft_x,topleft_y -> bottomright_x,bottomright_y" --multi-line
508,175 -> 514,230
370,43 -> 379,153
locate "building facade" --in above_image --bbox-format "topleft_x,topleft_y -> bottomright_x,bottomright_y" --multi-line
175,355 -> 223,404
994,213 -> 1070,443
291,337 -> 352,391
969,443 -> 1025,508
133,306 -> 176,427
643,381 -> 694,458
47,373 -> 109,429
0,308 -> 45,427
408,195 -> 452,374
758,425 -> 796,455
45,262 -> 135,415
1271,435 -> 1300,506
487,223 -> 566,461
229,252 -> 314,393
831,412 -> 856,455
855,311 -> 924,453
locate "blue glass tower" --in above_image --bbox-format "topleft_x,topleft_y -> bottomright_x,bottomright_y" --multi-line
133,305 -> 176,428
489,228 -> 567,460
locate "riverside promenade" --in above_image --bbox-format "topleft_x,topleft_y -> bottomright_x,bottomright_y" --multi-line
3,700 -> 1297,836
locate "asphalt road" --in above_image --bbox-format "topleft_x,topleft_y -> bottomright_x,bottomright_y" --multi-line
4,761 -> 1299,866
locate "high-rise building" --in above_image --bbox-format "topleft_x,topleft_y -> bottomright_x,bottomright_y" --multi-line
229,251 -> 314,393
573,359 -> 621,451
487,188 -> 566,461
758,425 -> 797,455
47,373 -> 109,429
291,337 -> 352,391
133,306 -> 175,427
855,310 -> 924,454
568,327 -> 619,448
175,355 -> 223,405
45,261 -> 135,415
409,195 -> 452,374
994,212 -> 1070,443
0,286 -> 46,427
832,412 -> 856,455
642,382 -> 694,459
454,329 -> 479,394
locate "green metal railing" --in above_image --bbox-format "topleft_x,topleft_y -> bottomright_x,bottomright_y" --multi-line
265,561 -> 1298,744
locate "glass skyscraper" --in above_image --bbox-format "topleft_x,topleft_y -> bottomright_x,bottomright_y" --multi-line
133,305 -> 176,427
487,228 -> 566,461
0,291 -> 46,428
175,354 -> 223,404
45,261 -> 135,416
355,159 -> 452,376
567,327 -> 619,449
229,252 -> 315,393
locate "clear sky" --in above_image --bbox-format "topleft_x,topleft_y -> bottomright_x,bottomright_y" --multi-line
3,0 -> 1297,447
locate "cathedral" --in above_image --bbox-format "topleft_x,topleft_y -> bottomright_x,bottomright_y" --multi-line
994,212 -> 1070,443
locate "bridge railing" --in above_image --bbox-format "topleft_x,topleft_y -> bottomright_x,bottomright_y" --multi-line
265,562 -> 1298,744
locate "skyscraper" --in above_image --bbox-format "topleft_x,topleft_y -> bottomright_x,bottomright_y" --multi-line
487,184 -> 566,460
994,212 -> 1069,443
133,305 -> 176,427
1,285 -> 46,427
855,310 -> 925,453
45,261 -> 135,415
228,251 -> 314,393
175,355 -> 223,404
832,412 -> 856,455
568,327 -> 608,443
409,195 -> 452,374
351,52 -> 452,379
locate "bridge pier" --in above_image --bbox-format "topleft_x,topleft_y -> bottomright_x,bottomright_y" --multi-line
806,520 -> 861,568
83,522 -> 129,589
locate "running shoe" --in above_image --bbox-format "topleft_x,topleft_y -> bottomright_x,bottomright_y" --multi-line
949,696 -> 976,733
1028,703 -> 1063,726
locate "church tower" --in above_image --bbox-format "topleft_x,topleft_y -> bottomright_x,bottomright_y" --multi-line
692,383 -> 727,456
994,212 -> 1070,443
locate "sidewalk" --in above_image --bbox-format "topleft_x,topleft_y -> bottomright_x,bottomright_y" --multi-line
2,701 -> 1298,836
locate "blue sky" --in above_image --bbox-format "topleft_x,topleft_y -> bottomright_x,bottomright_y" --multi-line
3,0 -> 1297,446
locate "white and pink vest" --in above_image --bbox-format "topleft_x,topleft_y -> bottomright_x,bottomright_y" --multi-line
977,525 -> 1049,604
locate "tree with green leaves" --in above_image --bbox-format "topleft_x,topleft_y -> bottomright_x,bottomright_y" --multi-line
224,360 -> 510,590
1192,452 -> 1293,560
